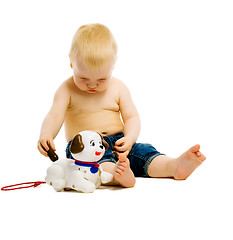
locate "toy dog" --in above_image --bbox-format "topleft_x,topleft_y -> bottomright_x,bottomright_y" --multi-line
45,131 -> 113,193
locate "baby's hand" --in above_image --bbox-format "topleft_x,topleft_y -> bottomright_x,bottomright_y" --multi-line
37,136 -> 56,158
114,136 -> 133,156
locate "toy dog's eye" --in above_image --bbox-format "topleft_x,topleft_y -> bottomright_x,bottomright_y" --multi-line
90,141 -> 95,147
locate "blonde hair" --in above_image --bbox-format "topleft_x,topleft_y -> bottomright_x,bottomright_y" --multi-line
69,23 -> 118,70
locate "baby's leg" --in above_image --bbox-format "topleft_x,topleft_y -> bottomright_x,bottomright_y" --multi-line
100,162 -> 119,185
101,155 -> 135,188
148,144 -> 206,179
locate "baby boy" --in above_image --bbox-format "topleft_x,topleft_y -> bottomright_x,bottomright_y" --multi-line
38,23 -> 206,188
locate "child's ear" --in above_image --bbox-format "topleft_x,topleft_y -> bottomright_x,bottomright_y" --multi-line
69,57 -> 73,68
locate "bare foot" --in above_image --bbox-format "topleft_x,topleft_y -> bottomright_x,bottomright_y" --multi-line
113,154 -> 136,188
173,144 -> 206,180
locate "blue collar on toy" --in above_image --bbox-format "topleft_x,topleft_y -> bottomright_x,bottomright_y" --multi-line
74,159 -> 100,174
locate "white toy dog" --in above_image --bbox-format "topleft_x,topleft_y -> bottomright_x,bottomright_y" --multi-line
45,131 -> 113,193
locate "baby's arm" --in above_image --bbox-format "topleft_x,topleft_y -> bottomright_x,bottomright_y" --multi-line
114,81 -> 141,155
38,82 -> 70,156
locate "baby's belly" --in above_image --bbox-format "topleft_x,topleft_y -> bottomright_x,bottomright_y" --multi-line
64,110 -> 124,141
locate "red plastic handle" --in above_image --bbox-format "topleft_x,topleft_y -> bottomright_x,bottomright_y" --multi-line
1,181 -> 46,191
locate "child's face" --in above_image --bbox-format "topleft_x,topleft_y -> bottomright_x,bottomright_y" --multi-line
72,59 -> 115,94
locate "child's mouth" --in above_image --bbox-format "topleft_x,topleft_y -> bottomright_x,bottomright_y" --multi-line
88,89 -> 97,93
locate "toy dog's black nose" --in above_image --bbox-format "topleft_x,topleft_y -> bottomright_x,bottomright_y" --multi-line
100,145 -> 104,149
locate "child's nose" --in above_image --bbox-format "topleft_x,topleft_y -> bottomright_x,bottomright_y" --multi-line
88,82 -> 98,88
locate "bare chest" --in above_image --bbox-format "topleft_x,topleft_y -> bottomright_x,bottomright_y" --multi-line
68,89 -> 120,115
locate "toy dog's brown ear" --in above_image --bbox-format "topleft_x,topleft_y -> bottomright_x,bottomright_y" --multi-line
102,139 -> 109,151
70,134 -> 84,154
97,133 -> 109,151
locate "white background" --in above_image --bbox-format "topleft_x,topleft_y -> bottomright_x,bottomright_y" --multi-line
0,0 -> 232,239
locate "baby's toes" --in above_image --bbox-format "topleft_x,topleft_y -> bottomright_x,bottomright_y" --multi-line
119,161 -> 127,168
199,153 -> 206,162
196,151 -> 201,157
115,168 -> 123,175
117,164 -> 126,172
195,151 -> 206,161
118,154 -> 128,163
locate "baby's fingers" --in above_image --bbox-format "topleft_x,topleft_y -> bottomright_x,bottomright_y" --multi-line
39,138 -> 50,151
37,141 -> 48,157
48,140 -> 56,151
38,137 -> 56,157
114,144 -> 126,151
115,137 -> 125,146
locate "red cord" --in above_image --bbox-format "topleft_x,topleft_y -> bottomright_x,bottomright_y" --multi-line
1,181 -> 46,191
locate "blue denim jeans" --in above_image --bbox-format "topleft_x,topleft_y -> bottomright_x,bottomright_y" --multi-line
66,132 -> 164,177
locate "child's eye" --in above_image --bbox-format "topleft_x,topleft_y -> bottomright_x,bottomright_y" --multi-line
80,77 -> 88,80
